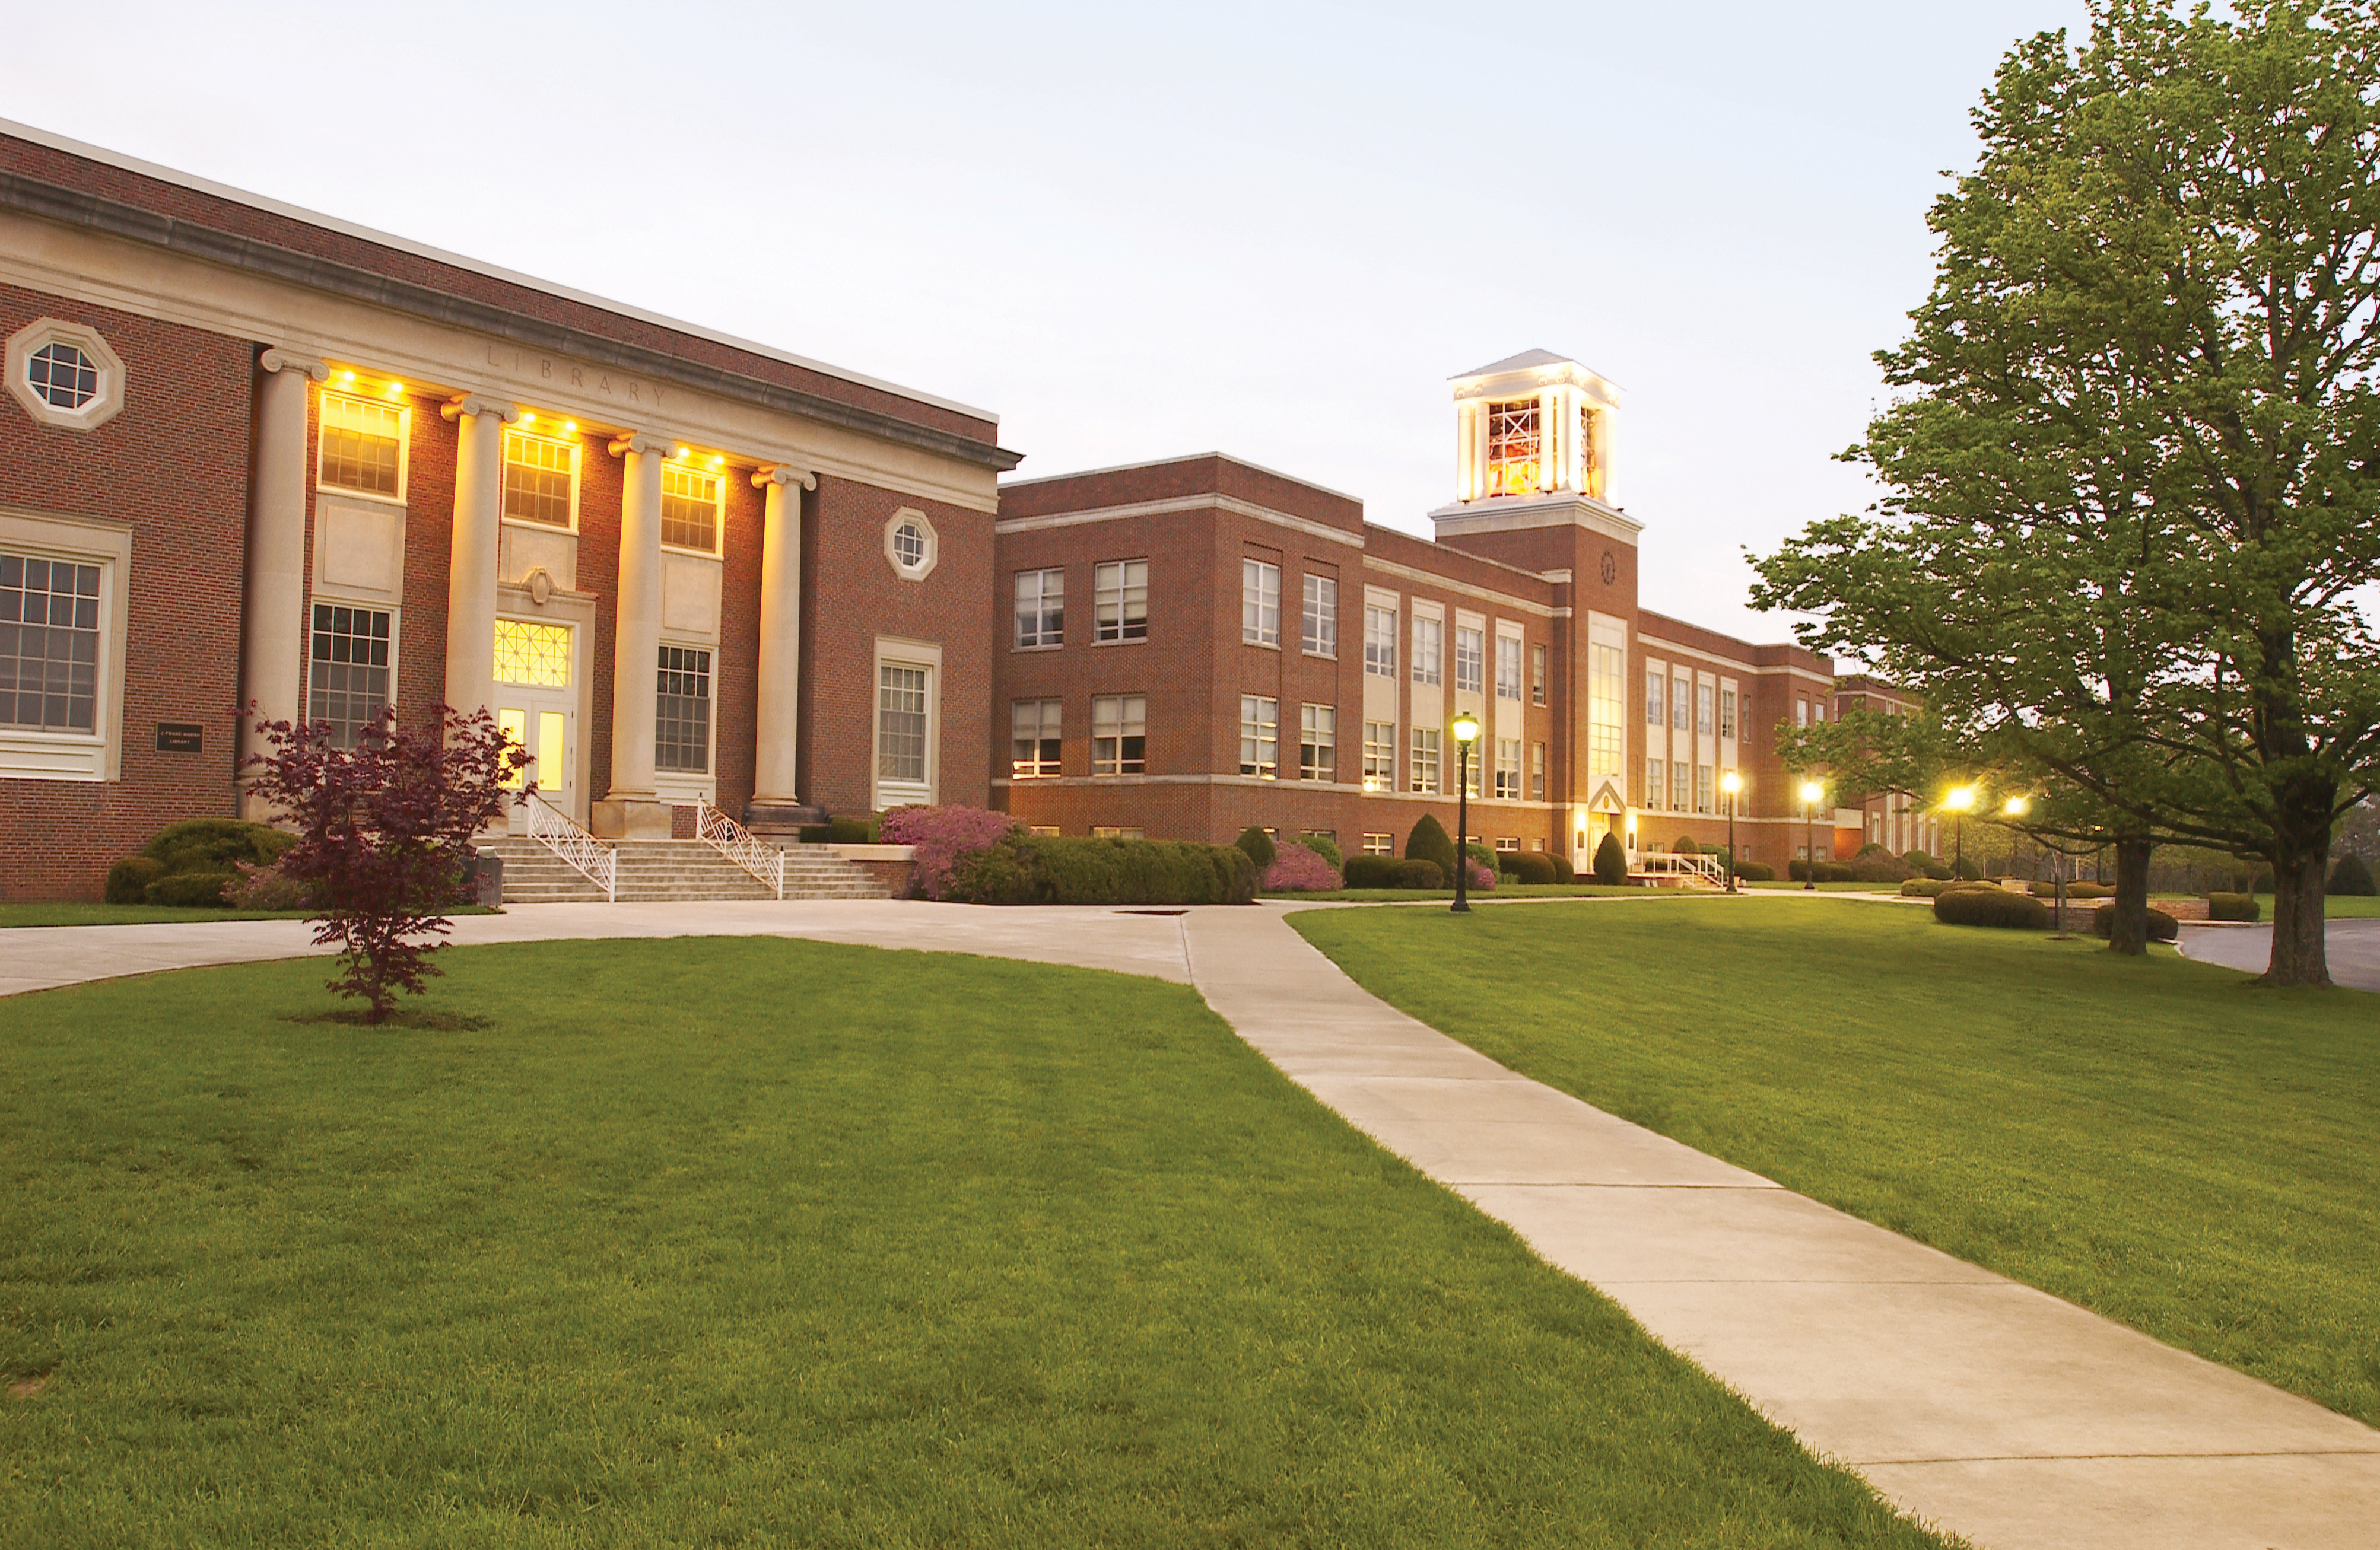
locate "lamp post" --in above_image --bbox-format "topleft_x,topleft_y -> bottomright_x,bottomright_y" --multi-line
1721,771 -> 1743,893
1799,778 -> 1824,890
1451,711 -> 1480,914
1946,784 -> 1976,877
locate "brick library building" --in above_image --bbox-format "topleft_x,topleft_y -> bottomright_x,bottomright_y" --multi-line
0,121 -> 1934,900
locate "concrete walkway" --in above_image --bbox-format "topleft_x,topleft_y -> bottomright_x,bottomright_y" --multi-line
2178,917 -> 2380,991
5,898 -> 2377,1546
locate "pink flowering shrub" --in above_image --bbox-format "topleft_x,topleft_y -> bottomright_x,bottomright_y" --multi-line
1262,843 -> 1343,892
879,804 -> 1023,900
1464,858 -> 1498,891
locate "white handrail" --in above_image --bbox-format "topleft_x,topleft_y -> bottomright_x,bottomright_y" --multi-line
693,797 -> 784,899
520,791 -> 617,902
1634,851 -> 1728,887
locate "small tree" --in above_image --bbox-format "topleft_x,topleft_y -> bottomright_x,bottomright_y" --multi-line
1405,813 -> 1458,877
1234,825 -> 1277,871
244,703 -> 526,1023
1592,830 -> 1629,886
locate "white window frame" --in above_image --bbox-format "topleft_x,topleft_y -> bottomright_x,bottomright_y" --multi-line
1241,559 -> 1281,648
1015,567 -> 1065,649
1361,833 -> 1394,857
1410,726 -> 1440,794
501,425 -> 582,532
1647,667 -> 1666,727
1454,625 -> 1485,696
660,460 -> 726,558
1697,682 -> 1714,736
0,508 -> 131,782
1364,604 -> 1397,677
1647,756 -> 1665,811
1495,634 -> 1523,701
5,319 -> 126,432
1302,573 -> 1338,658
315,386 -> 411,506
884,507 -> 939,582
1094,559 -> 1148,644
1239,693 -> 1278,778
1299,702 -> 1336,782
1361,720 -> 1396,792
1092,693 -> 1146,775
1530,741 -> 1546,801
1720,687 -> 1739,740
1531,644 -> 1548,706
1011,698 -> 1062,778
1411,613 -> 1442,686
654,638 -> 717,782
306,597 -> 400,750
872,636 -> 940,809
1494,737 -> 1521,800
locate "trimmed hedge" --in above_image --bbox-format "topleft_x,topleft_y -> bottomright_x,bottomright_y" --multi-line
1787,860 -> 1855,883
103,855 -> 167,904
1848,850 -> 1911,884
1733,861 -> 1775,883
1901,877 -> 1949,897
1591,832 -> 1628,886
799,816 -> 878,844
2207,892 -> 2260,922
2093,902 -> 2179,943
1406,814 -> 1458,878
1342,856 -> 1445,890
1499,851 -> 1556,885
106,819 -> 295,906
2026,880 -> 2111,899
145,871 -> 240,908
1548,854 -> 1576,885
1933,887 -> 2049,929
1673,836 -> 1699,855
1234,826 -> 1277,871
1297,834 -> 1343,868
2330,854 -> 2377,896
946,835 -> 1257,906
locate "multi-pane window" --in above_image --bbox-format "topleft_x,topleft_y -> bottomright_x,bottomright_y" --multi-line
878,664 -> 928,784
502,430 -> 576,527
1364,605 -> 1397,677
660,464 -> 721,551
1094,560 -> 1148,642
1302,575 -> 1337,657
1580,405 -> 1602,495
1493,737 -> 1521,800
1361,833 -> 1394,857
1361,720 -> 1396,791
1672,760 -> 1691,812
1091,825 -> 1145,840
1241,560 -> 1280,646
1646,757 -> 1666,810
656,645 -> 711,772
1011,699 -> 1062,778
1238,695 -> 1278,778
1409,727 -> 1440,794
26,342 -> 98,410
1092,694 -> 1146,775
1531,644 -> 1548,706
1696,766 -> 1714,814
309,603 -> 390,749
1797,699 -> 1810,727
1486,398 -> 1540,495
1454,626 -> 1485,693
1673,675 -> 1693,730
1530,742 -> 1546,801
1646,670 -> 1666,725
1459,733 -> 1482,797
1697,683 -> 1714,736
1299,704 -> 1336,782
1495,636 -> 1522,700
0,554 -> 100,734
318,392 -> 403,496
1590,642 -> 1626,781
1015,568 -> 1064,648
1411,616 -> 1442,685
1720,689 -> 1738,739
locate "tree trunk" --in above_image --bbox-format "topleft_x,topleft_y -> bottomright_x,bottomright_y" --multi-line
2107,836 -> 2152,956
2264,849 -> 2332,987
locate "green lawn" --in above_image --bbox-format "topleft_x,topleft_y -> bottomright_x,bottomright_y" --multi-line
1264,883 -> 1665,903
0,903 -> 500,928
0,938 -> 1943,1549
1291,897 -> 2380,1428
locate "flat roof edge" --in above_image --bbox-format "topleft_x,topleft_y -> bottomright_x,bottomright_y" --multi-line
1000,450 -> 1367,507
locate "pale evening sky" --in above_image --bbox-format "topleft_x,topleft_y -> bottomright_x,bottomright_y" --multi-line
3,1 -> 2088,643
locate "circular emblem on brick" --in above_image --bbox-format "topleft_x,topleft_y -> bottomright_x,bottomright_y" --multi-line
1600,549 -> 1618,585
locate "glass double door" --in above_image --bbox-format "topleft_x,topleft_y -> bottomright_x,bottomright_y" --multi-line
494,619 -> 577,822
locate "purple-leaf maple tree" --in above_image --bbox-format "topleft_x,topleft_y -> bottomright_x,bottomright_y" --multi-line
243,702 -> 529,1023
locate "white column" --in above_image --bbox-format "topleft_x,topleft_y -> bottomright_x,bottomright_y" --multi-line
440,395 -> 519,728
239,348 -> 326,807
1470,400 -> 1491,496
752,464 -> 812,806
1537,387 -> 1559,492
1455,400 -> 1476,501
595,431 -> 671,837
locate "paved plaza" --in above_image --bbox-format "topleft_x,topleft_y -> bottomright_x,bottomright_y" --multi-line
4,897 -> 2376,1548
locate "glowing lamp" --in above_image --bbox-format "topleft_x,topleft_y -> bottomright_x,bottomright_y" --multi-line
1946,785 -> 1975,813
1721,772 -> 1742,797
564,420 -> 579,434
521,412 -> 536,426
1450,711 -> 1482,745
1800,779 -> 1823,805
2003,795 -> 2031,818
339,370 -> 356,385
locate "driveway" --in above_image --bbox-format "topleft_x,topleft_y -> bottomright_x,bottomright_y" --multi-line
2176,918 -> 2380,991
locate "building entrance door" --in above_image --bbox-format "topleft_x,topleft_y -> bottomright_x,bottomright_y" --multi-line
494,619 -> 579,823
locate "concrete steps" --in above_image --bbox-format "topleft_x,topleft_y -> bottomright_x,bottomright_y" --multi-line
481,836 -> 892,904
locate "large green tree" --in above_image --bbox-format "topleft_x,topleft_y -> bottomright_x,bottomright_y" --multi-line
1752,0 -> 2380,986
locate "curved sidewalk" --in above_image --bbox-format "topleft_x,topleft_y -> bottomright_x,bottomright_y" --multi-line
5,899 -> 2376,1547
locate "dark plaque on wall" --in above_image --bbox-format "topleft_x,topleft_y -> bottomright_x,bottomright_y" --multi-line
155,723 -> 204,753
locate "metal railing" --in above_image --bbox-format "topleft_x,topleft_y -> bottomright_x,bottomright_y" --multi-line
693,797 -> 785,899
1633,851 -> 1729,888
520,791 -> 617,902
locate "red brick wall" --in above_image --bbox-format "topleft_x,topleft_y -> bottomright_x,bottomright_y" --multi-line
0,287 -> 253,900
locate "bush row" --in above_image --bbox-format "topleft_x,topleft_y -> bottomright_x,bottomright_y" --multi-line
2207,892 -> 2260,922
1933,885 -> 2048,929
945,834 -> 1257,906
2094,903 -> 2180,942
104,819 -> 297,908
1342,856 -> 1445,889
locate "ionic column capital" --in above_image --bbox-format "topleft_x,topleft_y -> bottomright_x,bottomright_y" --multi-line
441,394 -> 522,424
609,430 -> 675,458
753,463 -> 816,491
258,348 -> 328,381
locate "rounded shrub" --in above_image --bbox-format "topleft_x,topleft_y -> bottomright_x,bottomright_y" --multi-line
1848,850 -> 1911,884
1262,845 -> 1342,892
1548,854 -> 1576,885
1295,834 -> 1342,868
1933,887 -> 2048,929
1406,814 -> 1458,878
104,855 -> 166,904
1952,856 -> 1983,881
2092,902 -> 2179,943
1904,849 -> 1936,875
1592,830 -> 1628,886
1234,826 -> 1276,872
1787,860 -> 1855,883
2206,892 -> 2261,922
141,819 -> 293,876
1673,836 -> 1699,855
1901,877 -> 1949,897
1502,851 -> 1556,886
1733,860 -> 1775,883
144,871 -> 237,908
1342,856 -> 1444,890
2328,854 -> 2376,896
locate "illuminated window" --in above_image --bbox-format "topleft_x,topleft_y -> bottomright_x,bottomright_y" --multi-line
1364,605 -> 1397,677
493,619 -> 572,686
1411,615 -> 1441,685
1494,737 -> 1520,799
309,603 -> 390,749
1091,825 -> 1145,839
1361,833 -> 1394,857
1531,644 -> 1548,706
1238,695 -> 1278,778
1011,698 -> 1062,778
1486,399 -> 1540,495
0,553 -> 100,733
1361,720 -> 1396,790
656,645 -> 711,772
1454,626 -> 1484,694
1495,635 -> 1522,700
1409,726 -> 1440,794
26,342 -> 97,410
1015,568 -> 1064,647
660,464 -> 721,552
878,664 -> 929,784
1092,694 -> 1146,775
1095,560 -> 1147,641
1495,836 -> 1520,853
318,392 -> 405,498
1241,560 -> 1280,647
1299,703 -> 1336,781
1302,574 -> 1337,657
503,429 -> 577,528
